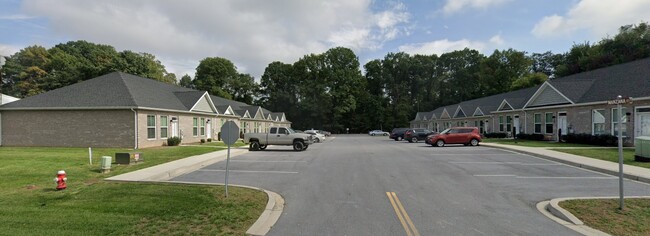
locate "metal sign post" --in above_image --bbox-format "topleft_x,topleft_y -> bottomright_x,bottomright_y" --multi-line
608,95 -> 632,210
220,121 -> 240,198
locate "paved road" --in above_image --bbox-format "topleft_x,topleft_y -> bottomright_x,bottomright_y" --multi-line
172,135 -> 650,235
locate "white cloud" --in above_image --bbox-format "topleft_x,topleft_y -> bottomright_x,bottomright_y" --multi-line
0,14 -> 36,20
398,39 -> 486,56
21,0 -> 411,79
489,34 -> 504,45
0,44 -> 21,57
442,0 -> 511,15
532,0 -> 650,38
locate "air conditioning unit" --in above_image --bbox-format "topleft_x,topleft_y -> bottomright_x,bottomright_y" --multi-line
635,136 -> 650,162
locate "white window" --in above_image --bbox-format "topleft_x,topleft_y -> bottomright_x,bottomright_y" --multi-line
592,109 -> 606,135
193,118 -> 198,136
160,116 -> 168,139
545,113 -> 554,134
147,115 -> 156,139
499,116 -> 504,132
534,113 -> 542,133
611,107 -> 628,137
200,118 -> 205,136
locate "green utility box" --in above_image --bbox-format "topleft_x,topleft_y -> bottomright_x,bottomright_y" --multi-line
635,136 -> 650,162
115,152 -> 144,165
100,156 -> 112,173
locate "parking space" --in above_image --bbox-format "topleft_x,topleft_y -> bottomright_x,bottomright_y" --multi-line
171,135 -> 650,236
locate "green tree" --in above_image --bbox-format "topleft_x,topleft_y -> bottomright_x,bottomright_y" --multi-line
511,72 -> 548,90
179,74 -> 193,88
193,57 -> 238,99
2,45 -> 51,97
479,49 -> 530,96
258,61 -> 296,114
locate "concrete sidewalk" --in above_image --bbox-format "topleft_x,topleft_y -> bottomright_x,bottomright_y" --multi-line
481,142 -> 650,184
106,147 -> 248,182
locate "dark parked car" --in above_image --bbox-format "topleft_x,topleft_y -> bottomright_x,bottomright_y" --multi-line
427,127 -> 482,147
403,128 -> 434,143
389,128 -> 409,141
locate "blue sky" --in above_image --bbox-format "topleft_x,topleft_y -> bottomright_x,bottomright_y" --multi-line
1,0 -> 649,79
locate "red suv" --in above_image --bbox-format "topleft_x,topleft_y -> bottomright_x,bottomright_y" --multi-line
427,127 -> 481,147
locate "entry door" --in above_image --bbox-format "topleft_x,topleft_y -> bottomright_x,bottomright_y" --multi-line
513,116 -> 520,135
206,122 -> 212,139
557,113 -> 567,135
171,117 -> 179,138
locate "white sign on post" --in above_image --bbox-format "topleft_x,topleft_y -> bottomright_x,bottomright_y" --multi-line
220,121 -> 240,197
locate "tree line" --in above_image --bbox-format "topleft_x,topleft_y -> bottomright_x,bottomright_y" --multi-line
2,23 -> 649,133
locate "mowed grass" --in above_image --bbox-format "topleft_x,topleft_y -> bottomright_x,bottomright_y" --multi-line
194,140 -> 247,147
552,148 -> 650,169
560,198 -> 650,236
0,146 -> 267,235
483,138 -> 598,148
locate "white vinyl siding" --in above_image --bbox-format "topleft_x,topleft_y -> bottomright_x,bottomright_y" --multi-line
528,86 -> 571,107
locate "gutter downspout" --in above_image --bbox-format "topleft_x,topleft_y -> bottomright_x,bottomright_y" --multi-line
131,108 -> 138,149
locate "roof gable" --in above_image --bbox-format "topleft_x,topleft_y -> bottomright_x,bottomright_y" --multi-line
473,107 -> 485,117
524,82 -> 573,108
453,106 -> 466,118
216,105 -> 236,116
497,100 -> 514,111
440,109 -> 451,119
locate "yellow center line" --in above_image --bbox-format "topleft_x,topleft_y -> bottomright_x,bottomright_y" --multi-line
386,192 -> 420,236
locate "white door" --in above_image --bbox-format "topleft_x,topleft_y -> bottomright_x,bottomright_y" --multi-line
513,116 -> 520,135
558,113 -> 567,135
206,122 -> 212,139
171,118 -> 179,137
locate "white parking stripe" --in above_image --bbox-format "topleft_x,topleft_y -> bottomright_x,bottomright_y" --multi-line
198,170 -> 299,174
473,174 -> 616,179
230,160 -> 306,163
516,176 -> 616,179
450,161 -> 561,166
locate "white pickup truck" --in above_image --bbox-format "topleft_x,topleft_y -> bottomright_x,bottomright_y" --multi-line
243,127 -> 314,151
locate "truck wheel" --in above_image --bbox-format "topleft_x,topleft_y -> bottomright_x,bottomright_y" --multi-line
259,144 -> 267,150
304,145 -> 309,150
293,141 -> 305,151
249,141 -> 260,151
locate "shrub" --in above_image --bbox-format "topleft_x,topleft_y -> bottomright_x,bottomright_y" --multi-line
565,133 -> 619,146
200,139 -> 206,144
516,133 -> 545,140
484,132 -> 507,138
207,138 -> 212,142
167,136 -> 182,146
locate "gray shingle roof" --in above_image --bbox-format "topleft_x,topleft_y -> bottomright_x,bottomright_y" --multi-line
173,91 -> 208,110
0,72 -> 195,110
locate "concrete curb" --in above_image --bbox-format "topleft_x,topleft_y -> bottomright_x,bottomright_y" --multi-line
481,143 -> 650,184
106,148 -> 248,182
539,196 -> 650,236
104,148 -> 285,235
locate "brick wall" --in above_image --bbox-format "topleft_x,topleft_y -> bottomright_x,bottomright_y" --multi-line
1,110 -> 134,147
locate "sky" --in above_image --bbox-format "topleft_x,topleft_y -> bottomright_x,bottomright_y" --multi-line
1,0 -> 650,80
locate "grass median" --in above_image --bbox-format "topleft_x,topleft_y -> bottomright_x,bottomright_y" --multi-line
560,198 -> 650,236
551,148 -> 650,169
0,146 -> 266,235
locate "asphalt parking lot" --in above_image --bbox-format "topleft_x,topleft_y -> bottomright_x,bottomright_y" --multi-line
172,135 -> 650,235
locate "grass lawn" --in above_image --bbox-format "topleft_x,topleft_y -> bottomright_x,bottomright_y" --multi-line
560,198 -> 650,236
0,146 -> 267,235
482,138 -> 598,148
551,148 -> 650,169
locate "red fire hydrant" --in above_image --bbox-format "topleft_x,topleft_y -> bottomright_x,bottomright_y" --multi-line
54,170 -> 67,190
